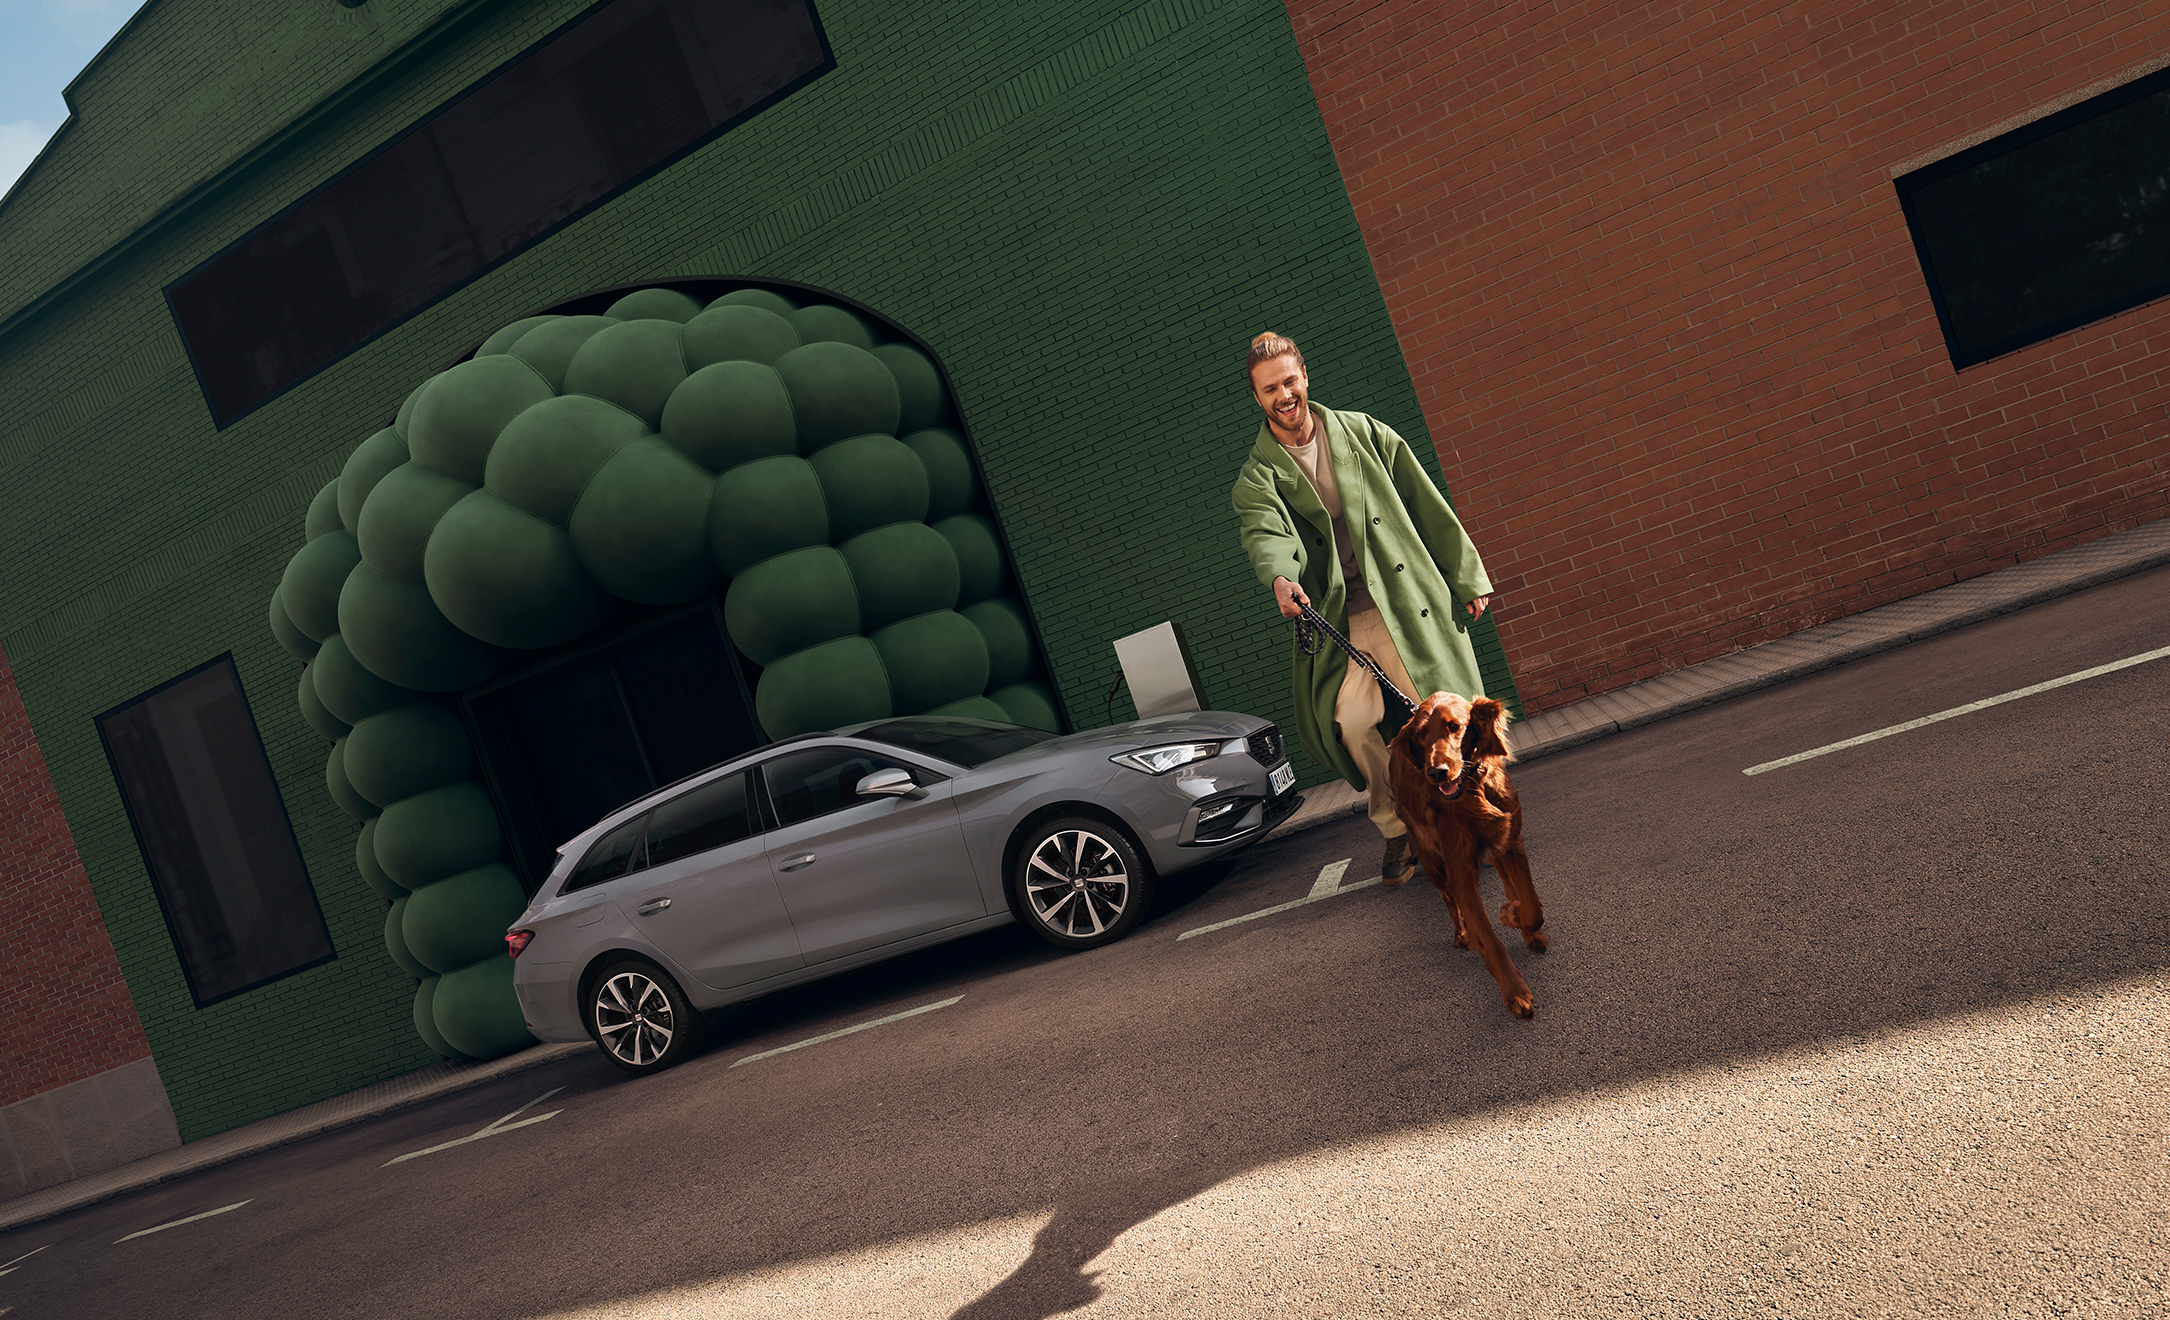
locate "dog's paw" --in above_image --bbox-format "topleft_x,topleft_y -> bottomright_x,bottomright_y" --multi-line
1525,927 -> 1549,953
1505,991 -> 1535,1020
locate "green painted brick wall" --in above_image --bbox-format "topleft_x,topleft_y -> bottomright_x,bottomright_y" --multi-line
0,0 -> 1516,1141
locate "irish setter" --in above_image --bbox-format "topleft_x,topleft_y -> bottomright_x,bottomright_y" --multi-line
1386,692 -> 1548,1019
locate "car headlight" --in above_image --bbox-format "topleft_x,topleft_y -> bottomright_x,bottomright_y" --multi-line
1110,741 -> 1226,775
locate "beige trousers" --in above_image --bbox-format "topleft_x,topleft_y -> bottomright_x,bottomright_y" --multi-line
1336,609 -> 1420,841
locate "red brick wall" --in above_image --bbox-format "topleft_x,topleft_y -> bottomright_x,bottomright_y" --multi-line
1287,0 -> 2170,710
0,641 -> 151,1108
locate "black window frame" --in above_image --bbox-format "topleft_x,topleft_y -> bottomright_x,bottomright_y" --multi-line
751,742 -> 945,831
95,654 -> 336,1008
1897,61 -> 2170,370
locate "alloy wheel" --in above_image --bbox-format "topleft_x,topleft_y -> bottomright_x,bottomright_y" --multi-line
594,969 -> 676,1068
1024,828 -> 1130,938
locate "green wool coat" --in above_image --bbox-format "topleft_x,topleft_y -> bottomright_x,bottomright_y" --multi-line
1231,403 -> 1494,792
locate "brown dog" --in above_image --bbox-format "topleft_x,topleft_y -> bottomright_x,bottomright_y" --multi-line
1386,692 -> 1548,1018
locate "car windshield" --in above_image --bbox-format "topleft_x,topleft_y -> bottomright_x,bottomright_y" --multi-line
854,717 -> 1051,767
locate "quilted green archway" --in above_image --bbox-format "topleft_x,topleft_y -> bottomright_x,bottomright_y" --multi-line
271,281 -> 1055,1060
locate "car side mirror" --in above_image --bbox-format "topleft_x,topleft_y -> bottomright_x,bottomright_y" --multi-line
856,767 -> 927,801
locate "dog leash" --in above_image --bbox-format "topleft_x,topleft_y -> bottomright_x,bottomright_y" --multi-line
1291,600 -> 1419,717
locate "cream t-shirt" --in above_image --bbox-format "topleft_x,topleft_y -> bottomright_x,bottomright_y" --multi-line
1282,423 -> 1375,615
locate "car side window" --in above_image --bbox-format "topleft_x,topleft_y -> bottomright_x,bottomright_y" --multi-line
563,811 -> 650,893
761,746 -> 916,829
646,771 -> 755,868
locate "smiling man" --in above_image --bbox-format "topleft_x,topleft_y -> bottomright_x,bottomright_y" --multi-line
1231,332 -> 1496,885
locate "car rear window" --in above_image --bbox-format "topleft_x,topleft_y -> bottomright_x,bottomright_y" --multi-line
564,812 -> 649,893
646,771 -> 755,867
854,718 -> 1051,767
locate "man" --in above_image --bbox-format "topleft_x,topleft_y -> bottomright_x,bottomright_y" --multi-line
1231,332 -> 1494,885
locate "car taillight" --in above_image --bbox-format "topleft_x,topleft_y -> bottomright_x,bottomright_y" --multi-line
506,930 -> 534,959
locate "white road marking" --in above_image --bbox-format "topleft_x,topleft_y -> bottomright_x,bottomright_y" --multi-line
1743,643 -> 2170,776
730,995 -> 963,1068
113,1201 -> 252,1245
383,1088 -> 565,1166
0,1245 -> 46,1274
1178,859 -> 1381,940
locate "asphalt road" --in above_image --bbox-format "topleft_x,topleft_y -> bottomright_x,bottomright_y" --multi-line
6,566 -> 2167,1320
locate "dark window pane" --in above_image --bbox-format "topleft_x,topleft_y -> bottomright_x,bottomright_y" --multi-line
472,658 -> 652,877
167,0 -> 831,425
566,810 -> 650,892
1899,69 -> 2170,366
617,616 -> 760,785
646,772 -> 754,867
97,658 -> 333,1006
762,747 -> 910,828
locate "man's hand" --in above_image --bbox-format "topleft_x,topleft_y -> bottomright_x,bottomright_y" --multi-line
1273,576 -> 1311,619
1468,595 -> 1490,621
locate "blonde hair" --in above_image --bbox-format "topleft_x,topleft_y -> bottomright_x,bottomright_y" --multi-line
1245,331 -> 1304,390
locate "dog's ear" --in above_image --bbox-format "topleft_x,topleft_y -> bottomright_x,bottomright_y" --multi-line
1471,697 -> 1515,762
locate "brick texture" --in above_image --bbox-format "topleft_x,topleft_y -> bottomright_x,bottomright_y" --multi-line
1286,0 -> 2170,711
0,641 -> 152,1110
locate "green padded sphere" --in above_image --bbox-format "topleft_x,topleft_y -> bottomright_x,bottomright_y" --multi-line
485,394 -> 648,526
432,954 -> 534,1060
991,681 -> 1062,733
477,314 -> 561,358
606,287 -> 704,323
424,490 -> 609,650
358,461 -> 473,584
872,611 -> 990,716
905,428 -> 978,520
305,477 -> 343,542
709,288 -> 797,318
385,897 -> 431,979
875,343 -> 948,434
569,437 -> 717,604
682,304 -> 801,370
393,377 -> 433,442
402,864 -> 528,975
338,565 -> 505,693
723,546 -> 860,665
325,737 -> 379,822
509,315 -> 617,393
810,434 -> 929,541
936,513 -> 1013,606
754,636 -> 893,739
791,303 -> 878,350
926,696 -> 1014,722
662,361 -> 798,473
345,702 -> 473,809
407,355 -> 555,486
708,456 -> 828,575
309,633 -> 421,726
297,663 -> 350,742
562,318 -> 687,430
279,529 -> 361,643
373,780 -> 502,890
775,341 -> 901,452
357,818 -> 406,899
338,427 -> 411,532
839,523 -> 959,631
412,977 -> 468,1060
963,598 -> 1036,689
270,588 -> 319,662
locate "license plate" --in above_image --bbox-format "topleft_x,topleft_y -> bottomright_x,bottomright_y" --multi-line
1269,760 -> 1295,795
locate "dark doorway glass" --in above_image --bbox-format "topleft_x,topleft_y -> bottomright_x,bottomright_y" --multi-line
97,656 -> 335,1006
468,609 -> 765,888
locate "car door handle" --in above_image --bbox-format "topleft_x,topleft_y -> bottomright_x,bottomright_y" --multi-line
635,898 -> 671,915
779,853 -> 817,872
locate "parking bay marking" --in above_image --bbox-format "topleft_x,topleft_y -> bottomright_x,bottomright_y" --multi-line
113,1201 -> 252,1245
730,995 -> 963,1068
0,1245 -> 47,1274
383,1088 -> 565,1166
1743,642 -> 2170,776
1176,859 -> 1382,940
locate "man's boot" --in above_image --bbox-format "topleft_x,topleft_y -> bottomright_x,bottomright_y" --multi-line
1381,834 -> 1416,886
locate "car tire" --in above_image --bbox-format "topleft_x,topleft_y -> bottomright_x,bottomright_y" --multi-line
1011,816 -> 1155,950
586,958 -> 706,1076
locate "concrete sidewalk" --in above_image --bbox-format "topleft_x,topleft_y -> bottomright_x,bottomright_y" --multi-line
5,517 -> 2165,1235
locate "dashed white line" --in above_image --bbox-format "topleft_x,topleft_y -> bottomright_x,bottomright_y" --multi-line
0,1244 -> 47,1274
114,1201 -> 252,1245
1743,643 -> 2170,775
1177,859 -> 1380,940
730,995 -> 964,1068
383,1088 -> 565,1166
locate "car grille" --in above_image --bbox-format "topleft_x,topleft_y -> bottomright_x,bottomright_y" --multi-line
1245,725 -> 1283,766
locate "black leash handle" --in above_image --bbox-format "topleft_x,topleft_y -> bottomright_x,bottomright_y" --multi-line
1291,601 -> 1419,718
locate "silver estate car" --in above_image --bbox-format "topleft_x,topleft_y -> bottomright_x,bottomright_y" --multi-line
506,711 -> 1302,1074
